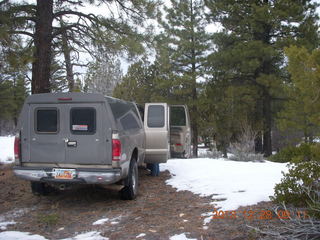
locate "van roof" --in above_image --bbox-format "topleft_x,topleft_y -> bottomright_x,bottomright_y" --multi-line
26,92 -> 110,104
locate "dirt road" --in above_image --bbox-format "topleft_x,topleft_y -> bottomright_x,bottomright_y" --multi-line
0,165 -> 279,240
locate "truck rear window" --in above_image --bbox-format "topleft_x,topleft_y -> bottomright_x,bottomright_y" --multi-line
147,105 -> 165,128
70,108 -> 96,134
36,109 -> 58,133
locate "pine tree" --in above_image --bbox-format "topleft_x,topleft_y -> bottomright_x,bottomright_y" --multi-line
1,0 -> 158,93
205,0 -> 319,156
158,0 -> 210,157
0,18 -> 29,131
85,55 -> 123,96
277,46 -> 320,141
113,60 -> 155,104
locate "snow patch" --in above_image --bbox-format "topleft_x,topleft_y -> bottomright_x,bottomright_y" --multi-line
62,231 -> 109,240
0,207 -> 35,230
0,231 -> 108,240
170,233 -> 197,240
0,231 -> 48,240
0,221 -> 16,230
92,218 -> 109,225
161,158 -> 287,212
0,136 -> 15,164
136,233 -> 146,238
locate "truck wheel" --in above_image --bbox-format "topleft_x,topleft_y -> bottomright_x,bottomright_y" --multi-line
120,158 -> 138,200
30,181 -> 53,196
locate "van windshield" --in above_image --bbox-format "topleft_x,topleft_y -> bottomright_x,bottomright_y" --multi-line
170,106 -> 186,126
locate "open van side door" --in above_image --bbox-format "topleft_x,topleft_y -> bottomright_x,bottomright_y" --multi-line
170,105 -> 192,158
144,103 -> 169,163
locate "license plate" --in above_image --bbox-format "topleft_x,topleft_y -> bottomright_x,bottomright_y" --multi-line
53,169 -> 76,180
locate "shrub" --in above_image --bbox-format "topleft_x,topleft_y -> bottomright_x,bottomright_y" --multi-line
249,191 -> 320,240
272,161 -> 320,206
38,213 -> 59,226
268,143 -> 320,163
228,122 -> 264,162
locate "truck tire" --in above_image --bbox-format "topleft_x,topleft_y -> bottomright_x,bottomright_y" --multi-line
30,181 -> 53,196
120,158 -> 138,200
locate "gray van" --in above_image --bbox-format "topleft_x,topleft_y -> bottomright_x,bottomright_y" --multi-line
13,93 -> 190,199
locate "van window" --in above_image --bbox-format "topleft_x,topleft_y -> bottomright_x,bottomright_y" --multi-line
170,106 -> 186,126
120,112 -> 140,130
147,105 -> 165,128
36,109 -> 58,133
71,108 -> 96,134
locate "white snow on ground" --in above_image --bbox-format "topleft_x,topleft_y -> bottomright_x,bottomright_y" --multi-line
136,233 -> 146,238
0,208 -> 34,230
0,231 -> 48,240
160,157 -> 287,211
170,233 -> 197,240
197,148 -> 209,157
0,136 -> 15,164
62,231 -> 109,240
0,221 -> 16,230
92,216 -> 121,226
92,218 -> 109,225
0,231 -> 109,240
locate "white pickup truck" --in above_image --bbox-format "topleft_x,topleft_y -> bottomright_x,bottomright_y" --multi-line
13,93 -> 191,200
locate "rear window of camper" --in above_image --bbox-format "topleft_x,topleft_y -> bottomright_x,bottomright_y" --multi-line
70,108 -> 96,134
36,109 -> 58,133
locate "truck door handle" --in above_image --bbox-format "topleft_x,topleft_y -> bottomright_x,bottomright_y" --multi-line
67,141 -> 77,147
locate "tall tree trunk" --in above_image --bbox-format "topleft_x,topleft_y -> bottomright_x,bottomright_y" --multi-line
12,77 -> 17,127
190,0 -> 198,157
31,0 -> 53,94
262,91 -> 272,156
255,132 -> 263,153
191,89 -> 198,157
61,30 -> 74,92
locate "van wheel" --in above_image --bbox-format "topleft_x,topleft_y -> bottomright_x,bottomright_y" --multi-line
30,181 -> 53,196
120,158 -> 138,200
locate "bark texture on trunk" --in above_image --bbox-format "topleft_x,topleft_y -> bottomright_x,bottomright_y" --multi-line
262,91 -> 272,156
61,29 -> 74,92
32,0 -> 53,94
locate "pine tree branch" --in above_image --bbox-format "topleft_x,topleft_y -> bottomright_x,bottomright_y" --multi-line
53,10 -> 100,23
9,4 -> 36,15
9,30 -> 34,38
14,16 -> 36,22
113,0 -> 144,20
0,0 -> 9,6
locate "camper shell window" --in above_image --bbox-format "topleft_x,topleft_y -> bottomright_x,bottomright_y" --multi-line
107,98 -> 142,130
35,108 -> 58,133
70,108 -> 96,134
147,105 -> 165,128
120,112 -> 140,130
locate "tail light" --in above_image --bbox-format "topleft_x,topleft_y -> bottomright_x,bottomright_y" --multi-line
112,133 -> 121,161
175,143 -> 182,146
14,133 -> 21,161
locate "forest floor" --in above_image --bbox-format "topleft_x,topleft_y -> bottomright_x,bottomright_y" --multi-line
0,164 -> 286,240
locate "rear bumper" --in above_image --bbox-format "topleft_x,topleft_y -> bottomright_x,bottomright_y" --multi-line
13,166 -> 122,184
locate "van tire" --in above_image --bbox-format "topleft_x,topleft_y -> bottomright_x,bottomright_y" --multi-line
120,158 -> 138,200
30,181 -> 53,196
